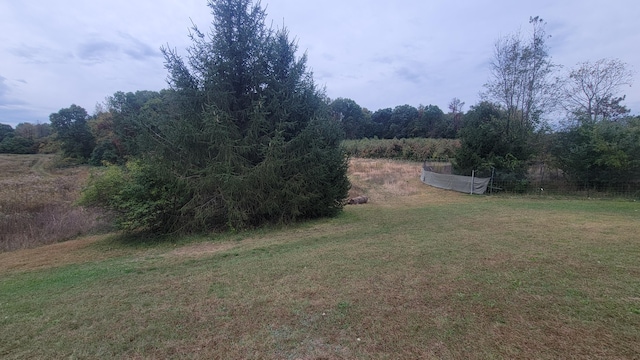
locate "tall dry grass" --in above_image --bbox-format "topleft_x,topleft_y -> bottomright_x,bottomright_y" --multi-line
0,154 -> 111,252
347,158 -> 465,207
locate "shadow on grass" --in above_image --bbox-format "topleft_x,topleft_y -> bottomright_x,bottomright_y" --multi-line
96,211 -> 355,252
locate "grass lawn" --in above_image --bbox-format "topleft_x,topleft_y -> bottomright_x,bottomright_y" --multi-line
1,158 -> 639,359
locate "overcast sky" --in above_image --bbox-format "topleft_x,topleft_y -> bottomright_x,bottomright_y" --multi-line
1,0 -> 638,128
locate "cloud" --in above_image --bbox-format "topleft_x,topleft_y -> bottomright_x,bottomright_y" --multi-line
0,75 -> 26,108
395,66 -> 424,85
0,75 -> 40,127
77,39 -> 120,63
9,44 -> 74,64
77,34 -> 162,64
118,32 -> 162,60
0,76 -> 9,101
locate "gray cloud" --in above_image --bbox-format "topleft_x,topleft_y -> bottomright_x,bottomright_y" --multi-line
371,55 -> 394,65
395,66 -> 424,85
10,44 -> 74,64
77,39 -> 120,62
0,76 -> 27,108
118,32 -> 162,60
0,76 -> 9,101
77,34 -> 161,64
0,76 -> 38,126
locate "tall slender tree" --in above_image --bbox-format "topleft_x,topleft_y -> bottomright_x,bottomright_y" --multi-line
483,16 -> 557,133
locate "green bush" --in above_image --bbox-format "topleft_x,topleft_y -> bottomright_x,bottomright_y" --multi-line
0,135 -> 38,154
80,160 -> 189,232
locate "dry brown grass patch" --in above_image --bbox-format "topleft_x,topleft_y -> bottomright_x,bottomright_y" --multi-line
348,157 -> 466,206
0,154 -> 112,252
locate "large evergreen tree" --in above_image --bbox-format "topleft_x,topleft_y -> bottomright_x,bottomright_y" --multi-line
83,0 -> 349,233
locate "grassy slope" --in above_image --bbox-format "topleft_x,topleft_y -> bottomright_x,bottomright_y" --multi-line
1,158 -> 639,359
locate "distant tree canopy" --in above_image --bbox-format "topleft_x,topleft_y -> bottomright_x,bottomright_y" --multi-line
330,98 -> 371,139
0,124 -> 14,142
0,122 -> 52,154
49,104 -> 95,162
365,103 -> 454,139
82,0 -> 350,233
87,90 -> 166,165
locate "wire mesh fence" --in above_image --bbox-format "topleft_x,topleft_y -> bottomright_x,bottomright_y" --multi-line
422,160 -> 640,200
487,179 -> 640,199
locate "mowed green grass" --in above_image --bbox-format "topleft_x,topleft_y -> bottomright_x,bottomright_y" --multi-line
1,159 -> 639,359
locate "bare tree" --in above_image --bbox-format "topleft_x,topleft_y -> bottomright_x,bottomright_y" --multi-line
448,97 -> 465,115
483,16 -> 557,133
559,58 -> 634,123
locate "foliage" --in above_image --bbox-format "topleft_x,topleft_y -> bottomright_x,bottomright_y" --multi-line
553,117 -> 640,189
388,104 -> 419,138
88,141 -> 120,166
330,97 -> 372,139
370,107 -> 393,138
87,90 -> 166,165
342,138 -> 459,162
0,123 -> 14,142
85,0 -> 349,233
49,104 -> 95,162
0,123 -> 54,155
14,122 -> 52,139
558,58 -> 634,123
367,104 -> 454,140
80,160 -> 188,232
0,134 -> 37,154
455,102 -> 533,182
414,104 -> 449,138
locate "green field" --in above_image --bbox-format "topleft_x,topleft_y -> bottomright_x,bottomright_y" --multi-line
1,158 -> 639,359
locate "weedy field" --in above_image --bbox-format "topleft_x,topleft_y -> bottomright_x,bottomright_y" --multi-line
0,154 -> 110,252
1,157 -> 639,359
